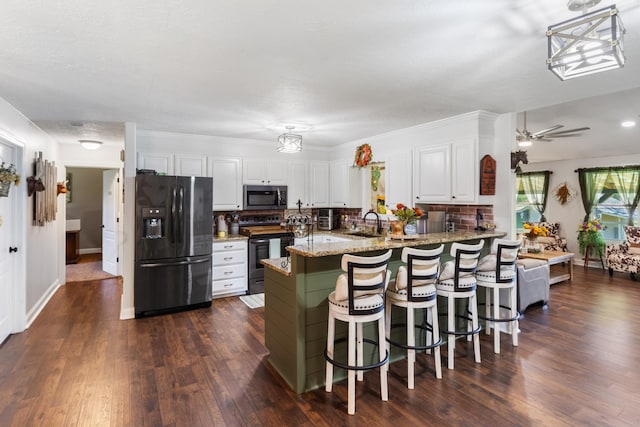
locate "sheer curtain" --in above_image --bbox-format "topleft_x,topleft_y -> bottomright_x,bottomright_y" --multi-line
609,167 -> 640,225
577,169 -> 609,222
518,171 -> 550,222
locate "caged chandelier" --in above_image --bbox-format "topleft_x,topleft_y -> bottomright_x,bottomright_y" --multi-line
277,126 -> 302,153
547,1 -> 625,81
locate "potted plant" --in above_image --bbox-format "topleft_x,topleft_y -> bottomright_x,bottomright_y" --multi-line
391,203 -> 423,235
522,223 -> 549,253
577,219 -> 606,257
0,162 -> 20,197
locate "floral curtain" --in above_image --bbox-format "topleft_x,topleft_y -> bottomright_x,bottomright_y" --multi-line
517,171 -> 550,222
609,167 -> 640,225
577,169 -> 609,222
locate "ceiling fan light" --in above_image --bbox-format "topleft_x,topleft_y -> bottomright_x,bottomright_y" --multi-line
621,120 -> 636,128
79,139 -> 103,150
518,138 -> 532,147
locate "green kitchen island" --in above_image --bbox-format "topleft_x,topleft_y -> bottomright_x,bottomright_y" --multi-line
261,230 -> 506,394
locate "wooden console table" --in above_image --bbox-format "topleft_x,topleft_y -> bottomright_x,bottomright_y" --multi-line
65,230 -> 80,264
519,250 -> 574,285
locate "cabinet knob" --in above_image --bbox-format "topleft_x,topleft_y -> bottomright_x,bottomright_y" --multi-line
452,196 -> 456,199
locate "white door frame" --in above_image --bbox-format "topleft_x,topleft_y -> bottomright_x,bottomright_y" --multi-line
62,163 -> 124,281
0,132 -> 26,334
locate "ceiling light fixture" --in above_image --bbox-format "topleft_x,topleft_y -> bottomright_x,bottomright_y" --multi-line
277,126 -> 302,153
547,2 -> 625,81
517,137 -> 533,148
79,139 -> 103,150
621,120 -> 636,128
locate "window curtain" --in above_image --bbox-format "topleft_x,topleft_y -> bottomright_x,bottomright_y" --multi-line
518,171 -> 550,222
609,168 -> 640,225
577,169 -> 609,222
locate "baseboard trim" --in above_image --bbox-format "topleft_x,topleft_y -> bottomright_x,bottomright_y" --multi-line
120,295 -> 135,320
26,279 -> 61,328
79,248 -> 102,255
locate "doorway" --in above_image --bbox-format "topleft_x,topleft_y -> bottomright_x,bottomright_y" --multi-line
65,166 -> 121,282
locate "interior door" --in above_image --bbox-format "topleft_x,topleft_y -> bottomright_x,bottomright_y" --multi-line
0,140 -> 16,343
102,169 -> 119,275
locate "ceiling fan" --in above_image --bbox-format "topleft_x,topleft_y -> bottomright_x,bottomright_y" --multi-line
516,112 -> 590,147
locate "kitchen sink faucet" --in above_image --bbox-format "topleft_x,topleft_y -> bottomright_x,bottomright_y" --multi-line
362,210 -> 382,235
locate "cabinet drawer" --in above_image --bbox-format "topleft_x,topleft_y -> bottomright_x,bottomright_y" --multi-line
212,264 -> 245,280
213,240 -> 247,252
212,277 -> 247,295
212,250 -> 247,266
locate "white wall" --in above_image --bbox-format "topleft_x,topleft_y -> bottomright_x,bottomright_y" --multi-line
0,96 -> 61,329
521,153 -> 640,257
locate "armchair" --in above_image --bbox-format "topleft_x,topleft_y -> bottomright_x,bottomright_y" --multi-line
606,226 -> 640,280
523,221 -> 567,252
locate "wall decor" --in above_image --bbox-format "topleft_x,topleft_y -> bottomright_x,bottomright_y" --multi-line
553,182 -> 577,205
32,152 -> 58,226
66,172 -> 72,203
510,150 -> 528,173
479,154 -> 496,195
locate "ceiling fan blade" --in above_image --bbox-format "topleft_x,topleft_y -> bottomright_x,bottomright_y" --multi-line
544,127 -> 591,136
516,129 -> 525,137
532,125 -> 564,136
544,133 -> 585,138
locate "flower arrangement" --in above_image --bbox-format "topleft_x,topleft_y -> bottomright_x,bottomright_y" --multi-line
354,143 -> 372,167
522,223 -> 548,239
392,203 -> 423,224
577,219 -> 606,256
0,162 -> 20,185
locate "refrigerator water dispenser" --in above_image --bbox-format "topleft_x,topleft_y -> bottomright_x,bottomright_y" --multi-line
142,207 -> 165,239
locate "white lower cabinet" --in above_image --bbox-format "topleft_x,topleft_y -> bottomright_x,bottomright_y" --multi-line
212,240 -> 247,298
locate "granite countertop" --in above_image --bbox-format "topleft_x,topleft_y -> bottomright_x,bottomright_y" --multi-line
262,257 -> 292,276
286,230 -> 507,257
212,234 -> 248,242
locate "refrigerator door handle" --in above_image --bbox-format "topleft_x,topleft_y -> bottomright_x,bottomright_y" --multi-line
178,186 -> 184,243
140,257 -> 210,268
171,187 -> 177,243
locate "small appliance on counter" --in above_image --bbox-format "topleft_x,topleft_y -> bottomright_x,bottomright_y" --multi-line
317,208 -> 338,230
416,211 -> 446,234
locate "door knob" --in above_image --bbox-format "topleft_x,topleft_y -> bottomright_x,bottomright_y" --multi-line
9,247 -> 18,253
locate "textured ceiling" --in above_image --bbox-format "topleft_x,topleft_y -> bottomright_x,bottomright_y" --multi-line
0,0 -> 639,161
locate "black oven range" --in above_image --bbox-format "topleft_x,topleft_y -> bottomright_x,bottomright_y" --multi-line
239,215 -> 293,295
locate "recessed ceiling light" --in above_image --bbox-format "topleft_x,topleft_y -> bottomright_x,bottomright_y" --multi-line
621,121 -> 636,128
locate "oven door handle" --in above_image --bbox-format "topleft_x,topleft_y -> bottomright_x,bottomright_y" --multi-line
251,239 -> 272,244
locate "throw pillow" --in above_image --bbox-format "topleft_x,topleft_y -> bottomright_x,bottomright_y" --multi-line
334,271 -> 385,301
629,243 -> 640,255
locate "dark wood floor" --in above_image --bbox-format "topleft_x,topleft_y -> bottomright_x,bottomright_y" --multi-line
1,266 -> 639,426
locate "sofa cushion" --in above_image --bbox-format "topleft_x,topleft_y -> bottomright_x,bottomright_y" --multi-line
517,258 -> 547,270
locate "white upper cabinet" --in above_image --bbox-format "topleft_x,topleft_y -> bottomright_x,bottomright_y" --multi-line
413,139 -> 477,203
309,161 -> 330,208
243,158 -> 288,185
209,157 -> 243,210
329,160 -> 362,208
175,154 -> 207,176
137,152 -> 174,175
288,161 -> 310,208
385,150 -> 412,209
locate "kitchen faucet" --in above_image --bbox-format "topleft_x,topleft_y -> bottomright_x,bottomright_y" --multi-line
362,210 -> 382,235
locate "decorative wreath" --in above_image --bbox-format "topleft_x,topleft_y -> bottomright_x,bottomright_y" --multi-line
354,143 -> 373,168
553,182 -> 577,205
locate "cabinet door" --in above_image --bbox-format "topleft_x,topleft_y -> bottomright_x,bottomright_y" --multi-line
209,157 -> 243,210
288,161 -> 309,208
137,152 -> 174,175
413,144 -> 450,202
243,159 -> 269,184
451,140 -> 477,202
329,160 -> 348,207
267,159 -> 288,185
310,161 -> 330,207
175,154 -> 206,176
386,150 -> 412,209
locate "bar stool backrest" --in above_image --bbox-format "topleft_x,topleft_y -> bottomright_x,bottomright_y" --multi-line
399,245 -> 444,302
491,239 -> 521,283
341,249 -> 392,315
447,241 -> 484,291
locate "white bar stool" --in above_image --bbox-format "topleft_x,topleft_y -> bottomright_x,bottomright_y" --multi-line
476,239 -> 521,354
436,240 -> 484,370
325,249 -> 392,415
386,245 -> 444,388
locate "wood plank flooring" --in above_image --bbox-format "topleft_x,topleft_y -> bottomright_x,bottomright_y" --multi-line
1,267 -> 640,426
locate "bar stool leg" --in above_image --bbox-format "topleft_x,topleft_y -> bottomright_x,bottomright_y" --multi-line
511,285 -> 519,347
356,323 -> 364,382
407,306 -> 415,389
470,293 -> 481,363
485,288 -> 491,336
447,296 -> 455,370
493,287 -> 501,354
425,308 -> 432,355
348,319 -> 356,415
431,305 -> 442,379
378,317 -> 388,401
325,312 -> 335,392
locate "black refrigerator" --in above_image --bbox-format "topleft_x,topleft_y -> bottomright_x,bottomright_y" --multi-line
134,175 -> 213,317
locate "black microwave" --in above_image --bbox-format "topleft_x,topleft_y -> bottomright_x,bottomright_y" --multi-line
243,185 -> 287,210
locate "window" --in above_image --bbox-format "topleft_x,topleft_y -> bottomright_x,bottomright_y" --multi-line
515,172 -> 550,232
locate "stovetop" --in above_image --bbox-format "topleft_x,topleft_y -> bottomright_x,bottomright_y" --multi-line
238,214 -> 292,237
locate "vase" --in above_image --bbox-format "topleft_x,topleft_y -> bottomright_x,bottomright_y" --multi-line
0,181 -> 10,197
392,220 -> 405,235
404,222 -> 417,235
526,237 -> 539,252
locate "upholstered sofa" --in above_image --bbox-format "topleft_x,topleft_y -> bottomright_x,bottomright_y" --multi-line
523,221 -> 568,252
606,226 -> 640,280
517,258 -> 550,313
